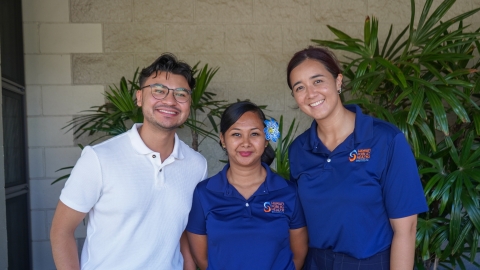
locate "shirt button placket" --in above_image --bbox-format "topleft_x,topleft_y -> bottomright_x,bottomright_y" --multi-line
324,156 -> 333,169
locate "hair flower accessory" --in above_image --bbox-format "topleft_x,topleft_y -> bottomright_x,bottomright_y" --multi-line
264,118 -> 280,143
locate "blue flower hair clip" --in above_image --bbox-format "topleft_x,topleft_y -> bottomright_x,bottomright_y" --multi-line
264,118 -> 280,143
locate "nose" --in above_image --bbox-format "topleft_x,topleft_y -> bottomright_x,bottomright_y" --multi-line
161,89 -> 177,104
241,136 -> 251,147
305,85 -> 316,99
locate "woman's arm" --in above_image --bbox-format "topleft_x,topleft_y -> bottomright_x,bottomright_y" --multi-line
390,214 -> 417,270
186,232 -> 208,270
290,227 -> 308,270
181,231 -> 197,270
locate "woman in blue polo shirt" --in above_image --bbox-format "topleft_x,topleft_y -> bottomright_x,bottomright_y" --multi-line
286,46 -> 428,270
186,101 -> 308,270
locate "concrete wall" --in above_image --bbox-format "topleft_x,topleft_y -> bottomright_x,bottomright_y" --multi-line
21,0 -> 480,269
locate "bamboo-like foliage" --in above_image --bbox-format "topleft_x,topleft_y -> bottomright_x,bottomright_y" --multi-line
312,0 -> 480,268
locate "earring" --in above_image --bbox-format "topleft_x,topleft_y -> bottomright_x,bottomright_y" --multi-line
265,144 -> 268,148
338,88 -> 342,94
222,144 -> 226,149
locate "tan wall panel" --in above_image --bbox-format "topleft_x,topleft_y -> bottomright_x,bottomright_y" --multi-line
134,0 -> 194,22
22,0 -> 69,22
72,54 -> 134,84
196,0 -> 253,23
196,54 -> 255,82
166,25 -> 225,53
104,23 -> 166,52
71,0 -> 133,22
254,0 -> 311,23
225,25 -> 283,53
312,0 -> 368,23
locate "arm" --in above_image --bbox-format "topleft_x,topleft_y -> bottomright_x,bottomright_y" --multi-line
181,231 -> 196,270
186,232 -> 208,270
389,214 -> 417,270
290,227 -> 308,270
50,201 -> 87,270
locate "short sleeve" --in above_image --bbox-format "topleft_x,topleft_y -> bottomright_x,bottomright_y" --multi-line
59,146 -> 103,213
382,133 -> 428,218
186,186 -> 207,235
289,188 -> 306,229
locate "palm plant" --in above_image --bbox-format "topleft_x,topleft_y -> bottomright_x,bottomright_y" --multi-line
270,116 -> 298,180
311,0 -> 480,268
187,63 -> 228,151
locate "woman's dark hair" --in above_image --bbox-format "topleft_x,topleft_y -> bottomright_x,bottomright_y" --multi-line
139,53 -> 195,90
220,101 -> 276,166
286,46 -> 342,89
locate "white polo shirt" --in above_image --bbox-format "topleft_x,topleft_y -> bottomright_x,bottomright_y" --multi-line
60,124 -> 208,270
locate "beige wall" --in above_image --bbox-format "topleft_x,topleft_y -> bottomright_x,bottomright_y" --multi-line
22,0 -> 480,269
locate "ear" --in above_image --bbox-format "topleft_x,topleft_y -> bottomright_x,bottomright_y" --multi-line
336,74 -> 343,89
219,133 -> 225,146
136,89 -> 143,107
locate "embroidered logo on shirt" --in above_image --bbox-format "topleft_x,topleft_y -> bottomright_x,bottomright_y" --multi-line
349,149 -> 371,162
264,202 -> 284,213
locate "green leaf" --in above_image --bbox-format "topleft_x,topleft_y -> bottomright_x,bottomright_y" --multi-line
374,57 -> 407,87
425,90 -> 449,135
407,88 -> 424,125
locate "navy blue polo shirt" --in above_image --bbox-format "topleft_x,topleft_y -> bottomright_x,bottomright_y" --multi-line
186,163 -> 306,270
288,104 -> 428,259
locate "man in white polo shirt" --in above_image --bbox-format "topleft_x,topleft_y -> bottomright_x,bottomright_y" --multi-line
50,53 -> 207,270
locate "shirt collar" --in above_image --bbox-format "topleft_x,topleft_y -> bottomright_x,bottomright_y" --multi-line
127,123 -> 184,160
206,162 -> 287,195
304,104 -> 373,151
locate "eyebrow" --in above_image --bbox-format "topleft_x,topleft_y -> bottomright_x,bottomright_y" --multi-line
292,74 -> 324,88
231,127 -> 261,131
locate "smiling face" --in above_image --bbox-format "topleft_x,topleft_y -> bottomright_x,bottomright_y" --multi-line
220,111 -> 268,168
289,59 -> 343,122
136,72 -> 191,131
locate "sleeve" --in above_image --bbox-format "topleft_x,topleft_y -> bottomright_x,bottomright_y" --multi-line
186,186 -> 207,235
59,146 -> 103,213
201,162 -> 208,181
382,133 -> 428,219
289,188 -> 306,229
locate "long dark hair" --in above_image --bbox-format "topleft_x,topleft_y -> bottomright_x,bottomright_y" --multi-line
220,101 -> 275,166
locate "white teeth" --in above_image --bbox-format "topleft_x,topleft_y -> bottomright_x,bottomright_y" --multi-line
158,109 -> 177,115
309,100 -> 325,107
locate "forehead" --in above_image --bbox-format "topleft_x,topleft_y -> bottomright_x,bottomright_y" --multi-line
291,59 -> 329,76
144,72 -> 190,88
229,111 -> 264,129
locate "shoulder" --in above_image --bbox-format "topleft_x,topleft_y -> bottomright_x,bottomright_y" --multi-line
369,116 -> 403,143
87,132 -> 131,156
372,117 -> 402,135
179,139 -> 207,165
289,125 -> 311,152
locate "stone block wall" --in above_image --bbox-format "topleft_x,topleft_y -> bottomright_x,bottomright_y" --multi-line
22,0 -> 480,269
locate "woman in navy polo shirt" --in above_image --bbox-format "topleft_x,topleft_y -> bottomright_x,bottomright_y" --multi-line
286,46 -> 428,270
186,101 -> 308,270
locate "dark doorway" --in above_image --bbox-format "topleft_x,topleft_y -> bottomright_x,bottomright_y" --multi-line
1,0 -> 31,268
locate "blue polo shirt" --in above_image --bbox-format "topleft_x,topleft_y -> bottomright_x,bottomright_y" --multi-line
289,104 -> 428,259
187,163 -> 306,270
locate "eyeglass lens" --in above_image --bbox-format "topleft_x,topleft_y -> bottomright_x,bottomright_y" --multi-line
151,84 -> 190,103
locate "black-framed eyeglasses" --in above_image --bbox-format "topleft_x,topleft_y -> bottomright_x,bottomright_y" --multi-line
141,84 -> 192,103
